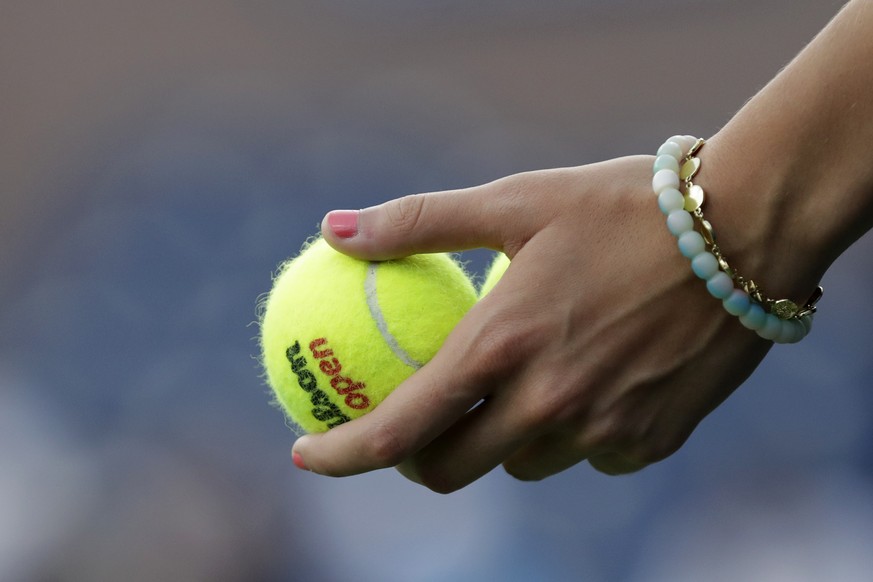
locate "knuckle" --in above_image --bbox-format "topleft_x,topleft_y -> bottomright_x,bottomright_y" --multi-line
362,422 -> 408,468
616,411 -> 691,466
516,392 -> 573,434
384,194 -> 426,236
415,464 -> 462,495
528,372 -> 594,430
467,323 -> 592,432
468,332 -> 516,378
581,415 -> 628,452
488,168 -> 568,209
467,315 -> 543,380
628,435 -> 684,465
587,413 -> 686,467
488,170 -> 543,205
403,453 -> 466,494
580,400 -> 678,461
511,374 -> 592,435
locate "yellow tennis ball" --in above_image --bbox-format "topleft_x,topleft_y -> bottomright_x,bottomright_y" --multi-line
259,238 -> 477,434
479,252 -> 510,298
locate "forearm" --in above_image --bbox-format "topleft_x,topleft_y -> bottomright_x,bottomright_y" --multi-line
702,0 -> 873,302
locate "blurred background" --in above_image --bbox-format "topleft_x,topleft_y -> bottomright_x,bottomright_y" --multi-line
2,0 -> 872,580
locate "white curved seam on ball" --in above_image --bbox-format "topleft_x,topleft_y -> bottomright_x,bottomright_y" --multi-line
365,262 -> 423,370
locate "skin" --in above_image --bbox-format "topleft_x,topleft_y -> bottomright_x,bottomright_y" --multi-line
292,0 -> 873,493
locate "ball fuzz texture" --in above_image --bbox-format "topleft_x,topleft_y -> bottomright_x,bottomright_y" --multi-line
259,238 -> 477,434
479,252 -> 510,298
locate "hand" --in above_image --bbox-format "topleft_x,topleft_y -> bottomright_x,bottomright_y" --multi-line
291,154 -> 772,492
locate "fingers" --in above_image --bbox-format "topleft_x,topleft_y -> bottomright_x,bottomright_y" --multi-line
291,278 -> 555,492
290,303 -> 504,480
320,173 -> 550,261
501,429 -> 652,481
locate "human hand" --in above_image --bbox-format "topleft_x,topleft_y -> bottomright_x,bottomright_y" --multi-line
291,153 -> 773,492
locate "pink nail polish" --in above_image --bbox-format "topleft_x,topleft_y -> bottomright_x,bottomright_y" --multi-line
327,210 -> 359,239
292,451 -> 309,471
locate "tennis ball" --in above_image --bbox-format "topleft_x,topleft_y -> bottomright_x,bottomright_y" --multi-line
479,252 -> 510,298
259,238 -> 477,434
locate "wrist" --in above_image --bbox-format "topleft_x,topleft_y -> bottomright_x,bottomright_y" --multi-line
692,133 -> 825,311
652,135 -> 814,342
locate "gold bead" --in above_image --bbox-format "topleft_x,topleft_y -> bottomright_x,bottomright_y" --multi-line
687,138 -> 706,157
684,184 -> 705,212
680,157 -> 701,181
773,299 -> 799,320
700,219 -> 716,245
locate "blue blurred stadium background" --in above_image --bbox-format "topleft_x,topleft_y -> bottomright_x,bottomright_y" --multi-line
2,1 -> 872,580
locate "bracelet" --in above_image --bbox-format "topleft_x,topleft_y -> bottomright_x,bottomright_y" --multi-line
652,135 -> 823,344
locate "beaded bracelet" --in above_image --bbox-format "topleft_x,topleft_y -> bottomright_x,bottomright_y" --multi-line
652,135 -> 822,344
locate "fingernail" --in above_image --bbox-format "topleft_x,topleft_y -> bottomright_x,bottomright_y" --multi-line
292,450 -> 309,471
326,210 -> 359,239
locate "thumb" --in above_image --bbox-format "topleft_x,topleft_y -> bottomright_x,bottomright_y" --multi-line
320,178 -> 543,260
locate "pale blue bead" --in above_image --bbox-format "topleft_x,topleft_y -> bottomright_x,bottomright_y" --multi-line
653,154 -> 680,174
678,231 -> 706,258
658,188 -> 685,215
723,289 -> 752,316
789,320 -> 806,343
706,271 -> 734,299
799,314 -> 813,334
657,141 -> 683,160
757,314 -> 783,341
668,135 -> 697,155
691,252 -> 719,280
775,320 -> 802,344
666,210 -> 694,236
739,303 -> 767,330
794,319 -> 810,341
652,169 -> 680,194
